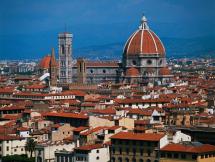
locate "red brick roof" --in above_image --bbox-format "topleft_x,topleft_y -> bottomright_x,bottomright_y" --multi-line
44,112 -> 88,119
127,109 -> 153,116
0,135 -> 24,141
161,143 -> 215,153
73,126 -> 89,132
110,132 -> 165,141
75,144 -> 104,151
80,126 -> 108,136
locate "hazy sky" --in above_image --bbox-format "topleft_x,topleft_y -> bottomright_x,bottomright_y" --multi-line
0,0 -> 214,59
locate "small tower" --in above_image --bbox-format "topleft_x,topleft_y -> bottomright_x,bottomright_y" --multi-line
50,48 -> 58,86
58,32 -> 73,84
77,58 -> 87,84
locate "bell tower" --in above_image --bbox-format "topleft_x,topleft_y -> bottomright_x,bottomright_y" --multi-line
77,58 -> 87,84
50,48 -> 58,86
58,32 -> 73,84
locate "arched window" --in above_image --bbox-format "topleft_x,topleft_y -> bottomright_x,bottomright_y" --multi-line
132,158 -> 136,162
37,157 -> 42,162
61,45 -> 65,54
118,157 -> 122,162
111,157 -> 115,162
132,60 -> 137,65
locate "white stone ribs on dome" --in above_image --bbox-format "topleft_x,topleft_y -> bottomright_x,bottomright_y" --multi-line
151,30 -> 166,55
126,30 -> 139,54
140,29 -> 144,53
123,30 -> 137,54
148,30 -> 158,54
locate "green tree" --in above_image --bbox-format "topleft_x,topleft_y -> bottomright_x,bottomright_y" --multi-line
25,138 -> 37,158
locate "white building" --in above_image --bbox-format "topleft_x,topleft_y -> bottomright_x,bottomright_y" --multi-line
55,143 -> 110,162
35,141 -> 75,162
0,135 -> 26,157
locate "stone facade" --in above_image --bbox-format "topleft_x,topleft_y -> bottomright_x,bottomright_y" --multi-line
58,33 -> 73,84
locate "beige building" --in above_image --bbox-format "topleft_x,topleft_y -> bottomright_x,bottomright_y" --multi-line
50,123 -> 75,142
89,116 -> 114,128
115,117 -> 135,130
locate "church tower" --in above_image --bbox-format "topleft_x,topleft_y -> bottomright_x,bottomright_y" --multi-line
50,48 -> 58,86
58,32 -> 73,84
77,58 -> 87,84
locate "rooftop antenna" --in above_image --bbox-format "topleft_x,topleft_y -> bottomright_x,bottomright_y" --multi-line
64,23 -> 68,33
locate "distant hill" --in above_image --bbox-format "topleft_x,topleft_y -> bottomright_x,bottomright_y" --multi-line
73,36 -> 215,60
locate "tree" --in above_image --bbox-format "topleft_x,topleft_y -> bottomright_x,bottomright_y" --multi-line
25,138 -> 37,158
2,154 -> 35,162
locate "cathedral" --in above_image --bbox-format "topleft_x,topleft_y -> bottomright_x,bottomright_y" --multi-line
38,15 -> 172,86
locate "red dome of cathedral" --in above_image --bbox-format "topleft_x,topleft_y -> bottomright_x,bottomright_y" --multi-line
39,55 -> 51,69
123,15 -> 165,56
126,67 -> 140,77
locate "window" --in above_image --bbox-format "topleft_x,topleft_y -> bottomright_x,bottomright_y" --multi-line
111,157 -> 115,162
6,146 -> 9,151
133,148 -> 136,155
147,142 -> 151,146
103,69 -> 106,73
205,154 -> 208,158
118,157 -> 122,162
167,153 -> 172,158
96,156 -> 99,160
140,149 -> 144,156
119,148 -> 122,154
147,59 -> 152,65
112,148 -> 115,154
159,59 -> 162,65
139,159 -> 143,162
61,45 -> 65,54
161,153 -> 165,157
96,150 -> 99,153
132,60 -> 137,65
90,70 -> 93,73
125,158 -> 129,162
147,150 -> 151,157
173,153 -> 178,158
181,154 -> 186,159
192,154 -> 197,160
132,158 -> 136,162
126,148 -> 129,154
201,155 -> 204,159
14,149 -> 17,152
